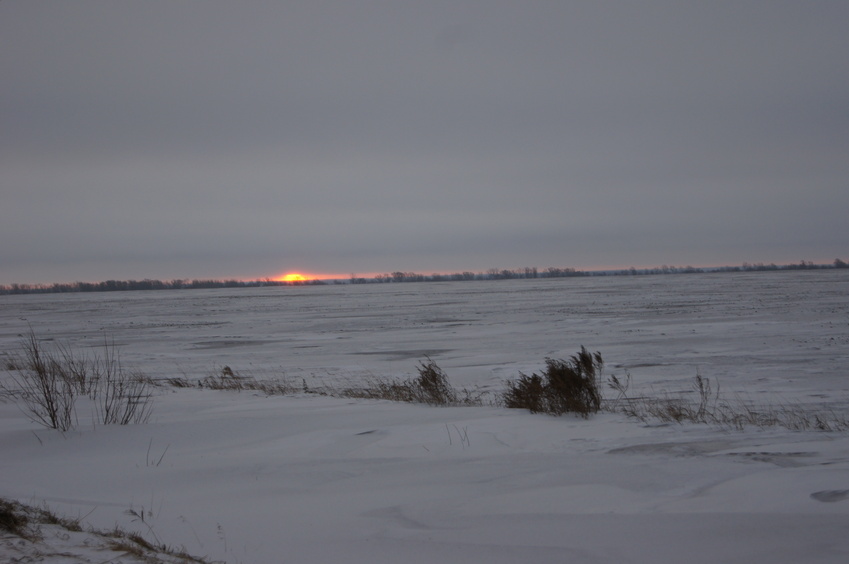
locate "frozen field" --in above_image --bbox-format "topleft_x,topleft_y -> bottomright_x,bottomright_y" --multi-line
2,270 -> 849,563
2,269 -> 848,400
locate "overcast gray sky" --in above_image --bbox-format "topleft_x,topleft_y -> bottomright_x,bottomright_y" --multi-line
2,1 -> 847,284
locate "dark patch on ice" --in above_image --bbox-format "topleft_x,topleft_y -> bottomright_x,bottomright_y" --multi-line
355,429 -> 379,435
191,340 -> 276,349
608,440 -> 733,457
725,451 -> 817,468
810,490 -> 849,503
351,349 -> 452,360
133,321 -> 227,329
362,506 -> 432,531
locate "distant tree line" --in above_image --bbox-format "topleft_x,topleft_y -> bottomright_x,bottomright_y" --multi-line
2,259 -> 846,295
0,277 -> 324,295
367,266 -> 581,283
362,259 -> 847,284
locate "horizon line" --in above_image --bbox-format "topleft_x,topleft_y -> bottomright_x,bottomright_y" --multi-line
3,258 -> 846,289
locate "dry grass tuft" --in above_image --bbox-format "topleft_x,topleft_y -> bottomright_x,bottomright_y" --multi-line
503,347 -> 603,417
606,372 -> 849,431
340,358 -> 487,406
0,498 -> 29,537
0,496 -> 213,563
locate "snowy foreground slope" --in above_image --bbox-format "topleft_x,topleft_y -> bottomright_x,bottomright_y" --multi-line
2,392 -> 849,563
2,271 -> 848,563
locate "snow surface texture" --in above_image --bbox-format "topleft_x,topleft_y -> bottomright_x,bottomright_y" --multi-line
1,270 -> 848,563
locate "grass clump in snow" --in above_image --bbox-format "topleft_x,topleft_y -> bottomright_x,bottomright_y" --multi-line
607,372 -> 849,431
164,365 -> 301,396
0,498 -> 29,537
503,347 -> 604,417
0,498 -> 83,541
0,497 -> 212,563
411,358 -> 457,404
1,330 -> 154,431
200,365 -> 300,395
175,359 -> 489,407
341,358 -> 487,406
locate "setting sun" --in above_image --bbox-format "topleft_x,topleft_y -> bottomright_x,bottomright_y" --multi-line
270,271 -> 352,282
279,273 -> 307,282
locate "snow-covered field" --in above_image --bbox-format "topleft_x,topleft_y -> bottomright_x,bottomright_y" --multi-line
2,270 -> 848,563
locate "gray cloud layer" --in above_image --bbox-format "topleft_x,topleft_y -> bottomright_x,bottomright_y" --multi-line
2,1 -> 848,284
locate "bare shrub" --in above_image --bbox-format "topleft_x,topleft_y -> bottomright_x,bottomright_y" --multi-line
2,331 -> 78,431
2,330 -> 154,430
54,341 -> 98,397
98,365 -> 154,425
504,347 -> 603,417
